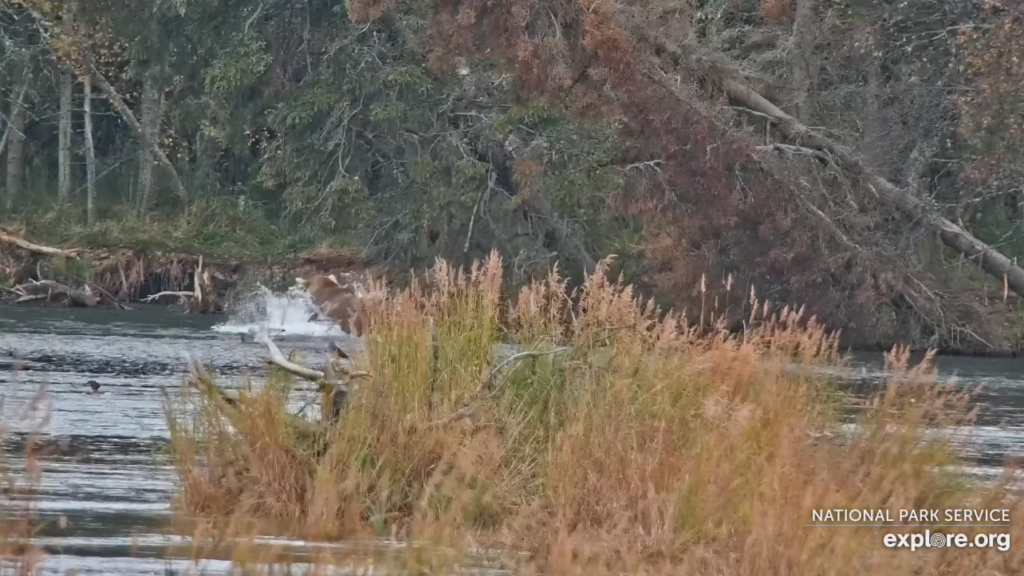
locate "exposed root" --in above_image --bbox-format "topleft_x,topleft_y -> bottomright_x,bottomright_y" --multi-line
0,231 -> 234,313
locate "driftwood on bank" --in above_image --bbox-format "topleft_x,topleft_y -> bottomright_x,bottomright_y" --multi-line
13,279 -> 98,307
641,33 -> 1024,300
254,331 -> 370,383
0,230 -> 77,257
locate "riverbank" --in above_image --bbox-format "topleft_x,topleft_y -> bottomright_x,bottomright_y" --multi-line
2,216 -> 1023,356
0,226 -> 373,315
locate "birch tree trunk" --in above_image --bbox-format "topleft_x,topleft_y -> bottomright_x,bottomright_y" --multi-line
58,3 -> 76,204
83,73 -> 98,225
788,0 -> 815,121
58,68 -> 74,203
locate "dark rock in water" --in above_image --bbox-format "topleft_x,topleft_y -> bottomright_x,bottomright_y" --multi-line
87,380 -> 101,393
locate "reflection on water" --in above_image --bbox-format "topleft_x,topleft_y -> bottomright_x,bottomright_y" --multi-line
1,293 -> 1024,573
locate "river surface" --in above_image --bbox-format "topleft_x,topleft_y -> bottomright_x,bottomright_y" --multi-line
1,290 -> 1023,574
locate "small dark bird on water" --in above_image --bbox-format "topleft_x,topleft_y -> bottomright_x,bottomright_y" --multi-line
87,380 -> 101,393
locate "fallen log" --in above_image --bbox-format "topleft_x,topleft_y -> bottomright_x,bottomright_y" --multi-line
14,294 -> 48,304
0,230 -> 77,257
641,34 -> 1024,299
13,279 -> 98,307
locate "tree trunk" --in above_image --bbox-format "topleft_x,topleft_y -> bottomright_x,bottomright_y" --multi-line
138,75 -> 161,211
58,3 -> 76,204
0,69 -> 30,167
83,73 -> 97,225
643,34 -> 1024,300
721,78 -> 1024,298
5,70 -> 29,211
788,0 -> 815,121
58,68 -> 74,203
85,58 -> 188,204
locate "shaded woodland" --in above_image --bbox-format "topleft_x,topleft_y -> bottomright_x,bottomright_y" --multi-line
2,0 -> 1024,352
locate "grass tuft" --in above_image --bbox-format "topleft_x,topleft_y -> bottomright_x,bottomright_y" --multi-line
166,252 -> 1024,574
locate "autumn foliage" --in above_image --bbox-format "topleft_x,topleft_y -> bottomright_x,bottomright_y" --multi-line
954,9 -> 1024,192
422,0 -> 928,347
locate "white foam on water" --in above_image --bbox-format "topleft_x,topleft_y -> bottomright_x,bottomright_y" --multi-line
212,284 -> 349,339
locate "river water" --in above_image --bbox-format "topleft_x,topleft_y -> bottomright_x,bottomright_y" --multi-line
1,289 -> 1023,574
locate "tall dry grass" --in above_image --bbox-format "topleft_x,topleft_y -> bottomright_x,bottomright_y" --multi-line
1,385 -> 51,574
167,252 -> 1024,574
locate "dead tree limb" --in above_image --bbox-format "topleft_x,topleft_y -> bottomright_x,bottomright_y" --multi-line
13,279 -> 97,306
0,230 -> 77,257
184,356 -> 321,435
253,331 -> 370,383
428,345 -> 568,428
142,291 -> 194,303
643,34 -> 1024,299
14,294 -> 48,304
85,56 -> 189,203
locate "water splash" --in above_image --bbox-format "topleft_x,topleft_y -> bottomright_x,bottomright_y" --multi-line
211,285 -> 348,338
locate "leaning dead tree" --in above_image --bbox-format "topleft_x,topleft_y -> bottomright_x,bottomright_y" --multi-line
84,56 -> 189,204
640,35 -> 1024,300
426,1 -> 1024,306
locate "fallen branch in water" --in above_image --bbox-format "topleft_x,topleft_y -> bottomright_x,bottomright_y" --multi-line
186,358 -> 245,418
253,331 -> 370,384
14,294 -> 48,304
184,355 -> 321,434
143,291 -> 194,303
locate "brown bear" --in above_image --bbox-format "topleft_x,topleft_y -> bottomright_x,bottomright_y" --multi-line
296,272 -> 370,336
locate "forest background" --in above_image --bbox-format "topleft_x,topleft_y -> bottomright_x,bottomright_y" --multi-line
2,0 -> 1024,353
